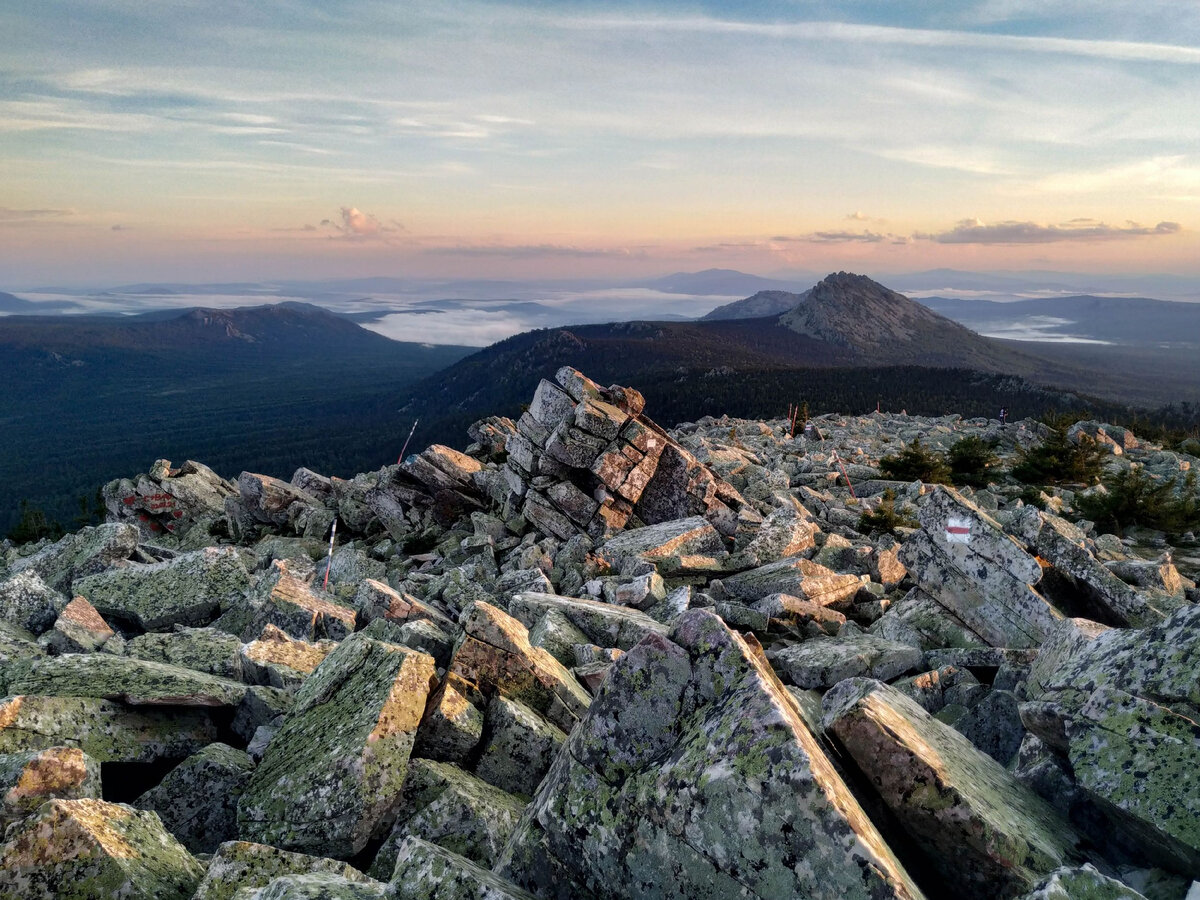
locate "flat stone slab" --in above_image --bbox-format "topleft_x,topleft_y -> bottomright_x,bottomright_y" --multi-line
769,631 -> 924,690
508,591 -> 668,651
822,677 -> 1083,899
193,840 -> 374,900
7,653 -> 248,708
0,695 -> 218,763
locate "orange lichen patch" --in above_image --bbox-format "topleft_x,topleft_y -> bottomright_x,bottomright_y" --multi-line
271,568 -> 357,631
368,650 -> 437,747
7,748 -> 91,803
2,799 -> 136,866
59,597 -> 115,636
0,697 -> 24,731
242,624 -> 332,675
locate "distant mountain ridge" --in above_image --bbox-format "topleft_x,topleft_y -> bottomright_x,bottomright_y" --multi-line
701,289 -> 810,320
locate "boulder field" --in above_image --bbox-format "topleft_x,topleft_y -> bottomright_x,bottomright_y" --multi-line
1,367 -> 1198,899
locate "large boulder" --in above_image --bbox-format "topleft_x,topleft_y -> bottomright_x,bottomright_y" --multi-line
238,634 -> 436,857
0,747 -> 101,828
497,609 -> 923,899
368,758 -> 525,879
899,487 -> 1060,648
507,592 -> 668,652
7,653 -> 248,708
9,523 -> 139,594
1022,606 -> 1200,874
134,742 -> 255,853
72,546 -> 250,632
104,458 -> 237,545
0,573 -> 68,635
769,629 -> 923,690
0,798 -> 204,900
721,556 -> 864,605
389,837 -> 538,900
448,601 -> 590,734
0,695 -> 218,763
193,841 -> 374,900
1010,507 -> 1185,628
822,677 -> 1085,899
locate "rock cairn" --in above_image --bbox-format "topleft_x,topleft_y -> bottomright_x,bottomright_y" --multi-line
0,367 -> 1197,900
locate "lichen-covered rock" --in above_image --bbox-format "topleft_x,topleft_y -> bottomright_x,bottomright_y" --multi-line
38,596 -> 117,655
508,592 -> 668,651
950,688 -> 1025,765
9,523 -> 139,594
0,695 -> 218,762
389,837 -> 538,900
7,653 -> 248,707
448,601 -> 589,733
474,695 -> 566,798
497,609 -> 923,900
752,592 -> 846,635
769,629 -> 923,690
104,458 -> 236,545
238,634 -> 436,857
412,674 -> 484,764
237,872 -> 388,899
240,624 -> 335,690
1011,507 -> 1182,628
597,517 -> 724,563
0,747 -> 101,827
822,677 -> 1084,898
368,759 -> 525,879
232,560 -> 356,642
354,579 -> 455,632
72,546 -> 250,632
193,840 -> 373,900
1022,607 -> 1200,874
123,626 -> 244,679
0,573 -> 68,635
237,472 -> 322,529
134,742 -> 254,853
871,587 -> 989,651
1014,864 -> 1149,899
0,798 -> 204,900
898,488 -> 1060,648
361,617 -> 456,671
721,556 -> 865,605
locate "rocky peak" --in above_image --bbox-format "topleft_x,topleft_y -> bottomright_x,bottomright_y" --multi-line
781,271 -> 963,351
700,288 -> 810,321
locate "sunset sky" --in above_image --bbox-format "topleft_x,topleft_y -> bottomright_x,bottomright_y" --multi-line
2,0 -> 1199,287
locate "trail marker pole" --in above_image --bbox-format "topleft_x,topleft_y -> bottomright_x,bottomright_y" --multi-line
397,419 -> 419,465
322,518 -> 337,591
832,450 -> 857,500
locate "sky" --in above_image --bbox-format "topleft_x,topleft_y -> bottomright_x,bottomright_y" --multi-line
2,0 -> 1200,288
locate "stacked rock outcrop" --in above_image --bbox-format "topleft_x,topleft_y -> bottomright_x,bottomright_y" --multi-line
0,367 -> 1197,899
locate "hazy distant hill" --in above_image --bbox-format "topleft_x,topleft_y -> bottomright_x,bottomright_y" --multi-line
0,302 -> 472,535
702,289 -> 810,320
638,268 -> 807,296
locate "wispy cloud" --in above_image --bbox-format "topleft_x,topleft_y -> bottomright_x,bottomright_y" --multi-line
558,17 -> 1200,66
919,218 -> 1183,243
770,230 -> 899,244
0,207 -> 74,220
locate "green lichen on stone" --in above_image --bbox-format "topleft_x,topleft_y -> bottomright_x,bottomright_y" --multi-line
7,653 -> 248,708
389,837 -> 538,900
193,840 -> 373,900
368,758 -> 525,879
233,872 -> 388,899
134,742 -> 254,853
0,798 -> 204,900
73,546 -> 251,632
498,609 -> 925,900
0,695 -> 218,763
124,626 -> 245,679
237,634 -> 435,858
